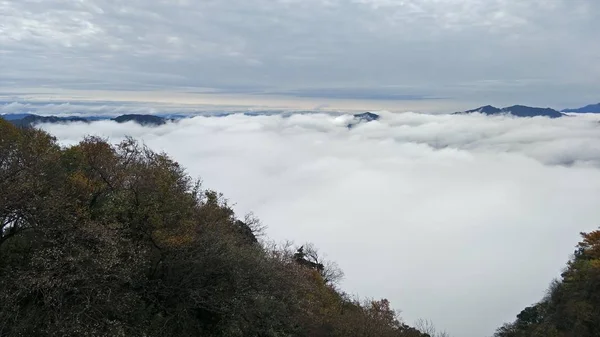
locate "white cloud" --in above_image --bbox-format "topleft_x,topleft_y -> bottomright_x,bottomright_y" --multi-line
39,111 -> 600,337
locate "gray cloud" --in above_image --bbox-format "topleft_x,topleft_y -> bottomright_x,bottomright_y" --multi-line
39,111 -> 600,337
1,0 -> 599,108
0,100 -> 256,116
260,88 -> 446,101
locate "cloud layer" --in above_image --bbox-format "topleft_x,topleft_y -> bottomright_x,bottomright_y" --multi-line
2,0 -> 599,108
39,111 -> 600,337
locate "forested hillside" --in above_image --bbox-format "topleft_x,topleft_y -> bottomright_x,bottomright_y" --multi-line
0,118 -> 432,337
494,229 -> 600,337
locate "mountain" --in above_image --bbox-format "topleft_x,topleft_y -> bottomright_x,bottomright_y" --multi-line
111,114 -> 166,126
353,112 -> 380,122
347,112 -> 380,128
464,105 -> 502,115
502,105 -> 565,118
2,113 -> 168,127
0,113 -> 36,121
562,103 -> 600,113
9,114 -> 90,127
457,105 -> 565,118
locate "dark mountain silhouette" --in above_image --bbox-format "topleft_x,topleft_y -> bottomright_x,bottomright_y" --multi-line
354,112 -> 380,122
3,113 -> 168,127
111,114 -> 167,126
457,105 -> 565,118
0,113 -> 36,121
347,112 -> 380,128
562,103 -> 600,113
9,114 -> 90,127
464,105 -> 501,114
502,105 -> 565,118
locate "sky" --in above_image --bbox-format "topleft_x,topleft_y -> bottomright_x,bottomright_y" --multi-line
1,0 -> 600,111
40,112 -> 600,337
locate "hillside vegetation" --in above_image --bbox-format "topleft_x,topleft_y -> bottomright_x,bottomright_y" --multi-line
0,118 -> 432,337
494,229 -> 600,337
3,117 -> 599,337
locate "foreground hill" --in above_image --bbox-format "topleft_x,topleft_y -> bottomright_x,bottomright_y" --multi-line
456,105 -> 565,118
494,228 -> 600,337
0,117 -> 433,337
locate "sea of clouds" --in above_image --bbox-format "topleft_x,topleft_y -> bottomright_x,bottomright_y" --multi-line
39,111 -> 600,337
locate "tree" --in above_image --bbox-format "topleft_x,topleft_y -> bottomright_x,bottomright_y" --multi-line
293,243 -> 344,285
493,228 -> 600,337
415,318 -> 451,337
0,120 -> 431,337
0,118 -> 61,247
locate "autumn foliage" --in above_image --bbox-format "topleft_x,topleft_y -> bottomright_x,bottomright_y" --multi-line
494,229 -> 600,337
0,118 -> 431,337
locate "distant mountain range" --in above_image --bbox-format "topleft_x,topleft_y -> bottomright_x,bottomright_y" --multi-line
2,114 -> 170,127
562,103 -> 600,113
1,112 -> 385,128
2,102 -> 599,128
456,105 -> 566,118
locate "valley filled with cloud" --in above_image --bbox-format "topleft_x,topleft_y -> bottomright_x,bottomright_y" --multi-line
39,111 -> 600,337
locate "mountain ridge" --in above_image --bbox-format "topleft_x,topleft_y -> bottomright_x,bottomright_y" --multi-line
456,105 -> 565,118
562,103 -> 600,113
2,113 -> 170,127
1,112 -> 386,128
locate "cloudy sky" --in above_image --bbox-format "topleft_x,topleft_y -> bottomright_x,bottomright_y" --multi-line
41,112 -> 600,337
1,0 -> 599,111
